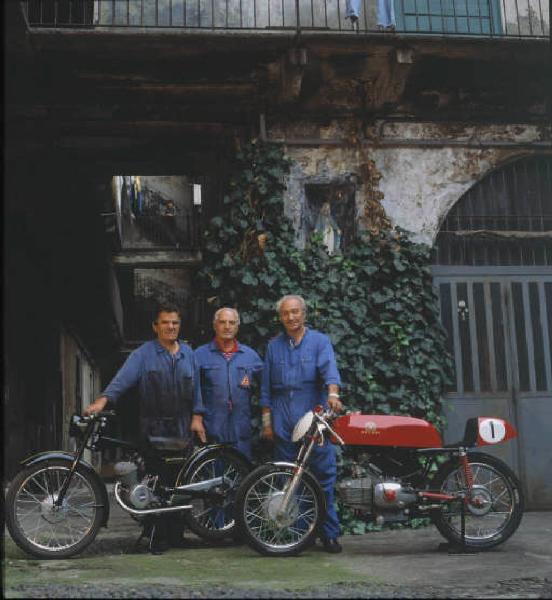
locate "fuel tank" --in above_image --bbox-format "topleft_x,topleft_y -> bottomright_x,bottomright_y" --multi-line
331,414 -> 442,448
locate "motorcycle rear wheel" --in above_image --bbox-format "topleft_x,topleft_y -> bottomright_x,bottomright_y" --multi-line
432,452 -> 524,549
178,448 -> 250,541
6,459 -> 106,559
235,464 -> 325,556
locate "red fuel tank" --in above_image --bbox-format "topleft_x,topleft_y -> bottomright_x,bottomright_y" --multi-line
331,414 -> 443,448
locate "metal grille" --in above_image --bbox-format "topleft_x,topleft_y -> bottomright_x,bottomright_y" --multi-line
434,272 -> 552,394
434,156 -> 552,267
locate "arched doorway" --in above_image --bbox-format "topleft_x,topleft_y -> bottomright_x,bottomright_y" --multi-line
432,155 -> 552,509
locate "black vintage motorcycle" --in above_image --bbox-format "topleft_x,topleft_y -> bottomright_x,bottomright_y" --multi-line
235,407 -> 524,556
5,412 -> 251,559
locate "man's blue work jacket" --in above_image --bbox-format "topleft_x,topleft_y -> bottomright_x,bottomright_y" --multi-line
194,341 -> 263,458
102,340 -> 203,443
260,328 -> 341,442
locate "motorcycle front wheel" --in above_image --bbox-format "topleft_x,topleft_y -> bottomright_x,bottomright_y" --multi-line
178,448 -> 250,541
432,452 -> 524,549
235,464 -> 325,556
5,459 -> 106,559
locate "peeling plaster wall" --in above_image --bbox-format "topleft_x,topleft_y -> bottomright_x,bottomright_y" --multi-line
278,121 -> 550,247
376,146 -> 498,245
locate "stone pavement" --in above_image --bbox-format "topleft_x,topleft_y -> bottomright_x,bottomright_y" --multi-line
4,491 -> 552,598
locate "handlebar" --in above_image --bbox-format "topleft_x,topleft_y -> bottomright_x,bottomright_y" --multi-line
73,411 -> 116,426
313,408 -> 345,445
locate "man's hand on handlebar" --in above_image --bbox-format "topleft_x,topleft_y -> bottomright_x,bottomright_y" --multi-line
82,396 -> 108,417
327,397 -> 343,414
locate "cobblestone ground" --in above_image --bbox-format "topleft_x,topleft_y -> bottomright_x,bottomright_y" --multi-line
6,577 -> 552,598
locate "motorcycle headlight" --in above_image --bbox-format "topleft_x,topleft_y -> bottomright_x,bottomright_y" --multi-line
291,411 -> 314,443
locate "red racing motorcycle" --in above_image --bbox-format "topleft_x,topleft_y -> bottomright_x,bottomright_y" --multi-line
235,407 -> 524,555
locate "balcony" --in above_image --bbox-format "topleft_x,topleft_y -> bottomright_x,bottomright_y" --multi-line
24,0 -> 549,40
119,213 -> 201,251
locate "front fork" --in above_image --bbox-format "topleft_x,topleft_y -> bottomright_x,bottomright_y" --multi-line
54,419 -> 98,507
278,436 -> 318,516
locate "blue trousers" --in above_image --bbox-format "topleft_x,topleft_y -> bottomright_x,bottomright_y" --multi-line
346,0 -> 396,27
274,438 -> 340,540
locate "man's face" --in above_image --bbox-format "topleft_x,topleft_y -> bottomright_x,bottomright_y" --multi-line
279,299 -> 305,336
152,311 -> 181,344
213,309 -> 239,342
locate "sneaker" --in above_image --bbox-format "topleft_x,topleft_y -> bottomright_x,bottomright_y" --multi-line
321,538 -> 343,554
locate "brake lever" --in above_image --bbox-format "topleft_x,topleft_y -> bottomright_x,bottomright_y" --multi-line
315,411 -> 345,445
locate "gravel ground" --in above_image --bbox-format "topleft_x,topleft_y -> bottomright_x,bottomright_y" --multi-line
6,577 -> 552,599
5,503 -> 552,599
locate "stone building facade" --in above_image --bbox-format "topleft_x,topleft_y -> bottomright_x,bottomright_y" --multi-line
5,1 -> 551,505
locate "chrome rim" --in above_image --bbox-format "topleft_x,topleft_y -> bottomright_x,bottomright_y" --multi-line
14,466 -> 97,552
440,462 -> 516,541
243,470 -> 319,550
187,457 -> 242,532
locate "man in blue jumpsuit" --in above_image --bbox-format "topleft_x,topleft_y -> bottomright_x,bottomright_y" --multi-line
194,307 -> 263,459
260,295 -> 344,553
84,303 -> 204,444
83,303 -> 205,551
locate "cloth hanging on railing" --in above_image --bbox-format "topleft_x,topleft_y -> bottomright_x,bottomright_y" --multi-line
346,1 -> 396,29
345,0 -> 361,21
377,0 -> 396,29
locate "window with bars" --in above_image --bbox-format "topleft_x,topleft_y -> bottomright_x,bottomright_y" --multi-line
434,156 -> 552,267
395,0 -> 503,35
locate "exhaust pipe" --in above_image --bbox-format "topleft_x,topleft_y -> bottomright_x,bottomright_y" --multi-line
113,482 -> 192,516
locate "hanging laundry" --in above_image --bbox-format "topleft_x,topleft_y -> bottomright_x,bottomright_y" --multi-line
134,176 -> 143,216
377,0 -> 396,30
345,0 -> 360,22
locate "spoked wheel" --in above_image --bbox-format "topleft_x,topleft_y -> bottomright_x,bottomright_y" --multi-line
179,448 -> 250,541
6,460 -> 106,559
432,452 -> 524,549
235,464 -> 325,556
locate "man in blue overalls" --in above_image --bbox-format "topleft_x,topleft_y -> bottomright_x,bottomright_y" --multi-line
83,303 -> 205,552
260,295 -> 344,553
194,307 -> 263,459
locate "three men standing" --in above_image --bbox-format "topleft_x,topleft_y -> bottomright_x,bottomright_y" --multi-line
260,295 -> 343,553
85,297 -> 343,553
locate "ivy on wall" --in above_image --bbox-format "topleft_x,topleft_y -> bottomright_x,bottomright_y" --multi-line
197,139 -> 453,533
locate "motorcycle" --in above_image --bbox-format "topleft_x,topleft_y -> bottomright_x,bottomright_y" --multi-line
5,411 -> 252,559
235,406 -> 524,556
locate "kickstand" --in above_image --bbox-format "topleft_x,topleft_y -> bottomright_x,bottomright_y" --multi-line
441,494 -> 477,555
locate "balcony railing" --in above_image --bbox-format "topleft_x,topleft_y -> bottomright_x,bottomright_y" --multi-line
119,212 -> 201,251
24,1 -> 550,39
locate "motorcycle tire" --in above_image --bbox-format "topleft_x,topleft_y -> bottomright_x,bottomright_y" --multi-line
432,451 -> 524,550
178,448 -> 250,541
235,464 -> 325,556
6,459 -> 106,559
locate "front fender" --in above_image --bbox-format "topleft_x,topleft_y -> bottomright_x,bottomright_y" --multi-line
177,444 -> 253,484
271,461 -> 298,469
21,451 -> 110,527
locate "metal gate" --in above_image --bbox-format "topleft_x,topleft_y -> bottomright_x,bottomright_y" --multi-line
433,267 -> 552,508
432,155 -> 552,509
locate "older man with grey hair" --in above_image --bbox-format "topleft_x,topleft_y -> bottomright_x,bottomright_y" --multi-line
260,294 -> 344,553
194,307 -> 263,459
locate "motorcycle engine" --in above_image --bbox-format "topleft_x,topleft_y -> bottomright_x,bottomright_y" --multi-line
114,461 -> 160,510
127,481 -> 157,509
337,465 -> 417,515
